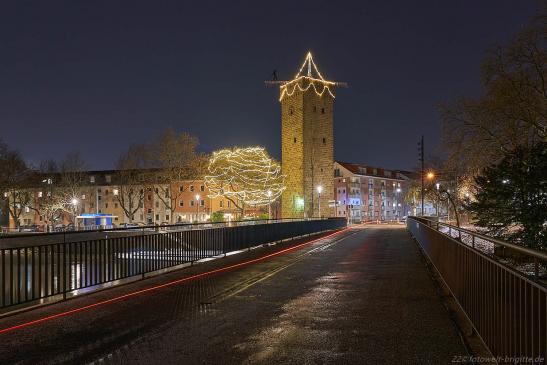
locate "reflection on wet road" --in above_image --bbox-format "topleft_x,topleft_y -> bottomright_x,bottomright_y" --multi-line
0,226 -> 467,364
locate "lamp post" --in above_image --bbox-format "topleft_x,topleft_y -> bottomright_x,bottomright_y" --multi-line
195,194 -> 200,223
267,190 -> 272,220
396,188 -> 401,221
71,198 -> 79,230
316,185 -> 323,218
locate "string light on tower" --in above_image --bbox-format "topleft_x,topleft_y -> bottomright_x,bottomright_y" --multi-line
279,52 -> 337,101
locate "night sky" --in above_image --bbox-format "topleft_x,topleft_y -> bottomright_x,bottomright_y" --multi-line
0,1 -> 540,171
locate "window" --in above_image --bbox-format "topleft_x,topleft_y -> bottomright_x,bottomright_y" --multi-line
114,203 -> 118,208
190,185 -> 194,192
90,176 -> 95,183
220,200 -> 223,208
115,217 -> 119,221
38,191 -> 43,198
179,201 -> 184,207
155,214 -> 160,221
155,187 -> 159,194
200,200 -> 204,206
322,137 -> 326,144
98,196 -> 102,201
294,137 -> 297,143
81,194 -> 86,200
179,186 -> 184,192
289,106 -> 293,115
190,200 -> 195,206
148,195 -> 151,201
155,201 -> 159,208
113,189 -> 118,196
105,189 -> 109,195
321,108 -> 325,114
166,215 -> 170,221
147,208 -> 152,213
105,175 -> 111,183
200,185 -> 204,192
105,203 -> 108,209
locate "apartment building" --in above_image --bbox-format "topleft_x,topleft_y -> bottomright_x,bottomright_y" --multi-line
7,169 -> 263,230
333,161 -> 411,223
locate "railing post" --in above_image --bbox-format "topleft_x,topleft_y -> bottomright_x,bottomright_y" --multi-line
63,233 -> 67,300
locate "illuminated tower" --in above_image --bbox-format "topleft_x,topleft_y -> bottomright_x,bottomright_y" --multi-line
277,52 -> 344,218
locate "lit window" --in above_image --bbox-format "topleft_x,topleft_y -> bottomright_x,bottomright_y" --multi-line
38,191 -> 43,198
113,189 -> 119,196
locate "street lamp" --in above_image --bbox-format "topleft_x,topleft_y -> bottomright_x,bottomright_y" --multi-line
267,190 -> 272,220
71,198 -> 79,230
427,171 -> 435,180
395,187 -> 401,220
195,194 -> 200,223
316,186 -> 323,218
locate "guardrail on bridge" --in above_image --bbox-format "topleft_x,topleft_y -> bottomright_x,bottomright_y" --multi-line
407,217 -> 546,364
0,218 -> 347,313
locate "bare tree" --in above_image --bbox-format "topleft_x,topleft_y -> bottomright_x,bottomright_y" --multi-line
0,141 -> 34,228
114,144 -> 147,223
441,18 -> 546,177
149,129 -> 207,223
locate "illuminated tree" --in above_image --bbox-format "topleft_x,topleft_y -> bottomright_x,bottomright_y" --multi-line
205,147 -> 285,213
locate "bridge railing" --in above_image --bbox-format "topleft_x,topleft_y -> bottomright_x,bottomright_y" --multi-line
0,218 -> 346,312
407,217 -> 546,363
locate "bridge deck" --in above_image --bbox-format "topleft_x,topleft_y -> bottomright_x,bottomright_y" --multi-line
0,226 -> 467,364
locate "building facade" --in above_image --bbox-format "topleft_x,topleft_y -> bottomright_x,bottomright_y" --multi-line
333,161 -> 411,223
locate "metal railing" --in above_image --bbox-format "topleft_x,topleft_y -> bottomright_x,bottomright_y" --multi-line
407,217 -> 546,363
0,218 -> 346,311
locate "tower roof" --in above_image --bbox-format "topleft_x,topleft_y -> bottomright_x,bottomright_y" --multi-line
279,52 -> 337,101
293,52 -> 330,81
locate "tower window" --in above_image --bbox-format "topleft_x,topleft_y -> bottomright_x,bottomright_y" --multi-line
294,137 -> 297,143
321,108 -> 325,114
322,137 -> 326,144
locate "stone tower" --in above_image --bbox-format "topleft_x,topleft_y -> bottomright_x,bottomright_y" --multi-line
279,52 -> 336,218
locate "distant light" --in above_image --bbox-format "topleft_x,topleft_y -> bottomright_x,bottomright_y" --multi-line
436,183 -> 440,190
317,186 -> 323,194
427,172 -> 435,179
71,198 -> 79,206
195,194 -> 200,201
396,188 -> 401,193
502,179 -> 509,184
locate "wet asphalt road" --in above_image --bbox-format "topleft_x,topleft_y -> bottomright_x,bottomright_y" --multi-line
0,226 -> 467,364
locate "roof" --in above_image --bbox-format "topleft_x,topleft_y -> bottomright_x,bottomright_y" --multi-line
335,161 -> 412,180
279,52 -> 336,101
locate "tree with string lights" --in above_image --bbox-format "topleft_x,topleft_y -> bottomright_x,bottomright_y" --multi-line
204,147 -> 285,216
